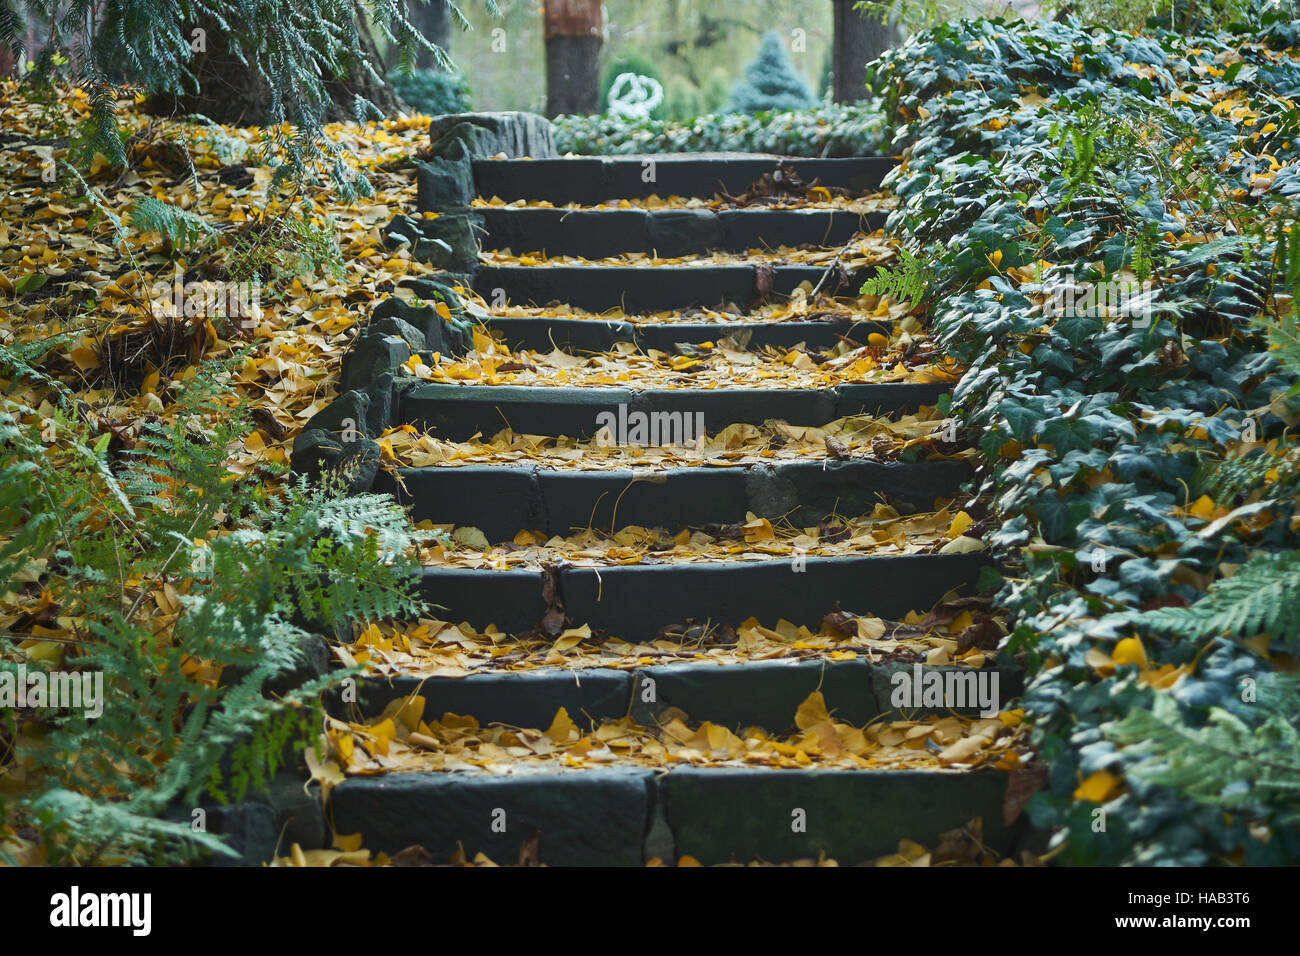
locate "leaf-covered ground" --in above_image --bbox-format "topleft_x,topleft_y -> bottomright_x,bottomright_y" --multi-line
0,87 -> 447,482
15,10 -> 1300,866
0,88 -> 462,863
1,82 -> 1012,864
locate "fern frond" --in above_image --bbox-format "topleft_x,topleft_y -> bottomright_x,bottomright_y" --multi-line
127,195 -> 220,253
1107,680 -> 1300,821
30,789 -> 237,865
859,247 -> 932,308
0,1 -> 24,55
1135,549 -> 1300,651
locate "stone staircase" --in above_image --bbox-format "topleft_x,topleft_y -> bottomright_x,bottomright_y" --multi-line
295,120 -> 1026,866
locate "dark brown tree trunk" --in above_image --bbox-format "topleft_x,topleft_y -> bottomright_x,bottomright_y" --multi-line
323,10 -> 403,122
832,0 -> 893,104
544,0 -> 601,118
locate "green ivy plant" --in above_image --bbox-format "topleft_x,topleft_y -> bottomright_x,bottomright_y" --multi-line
552,103 -> 887,158
872,9 -> 1300,864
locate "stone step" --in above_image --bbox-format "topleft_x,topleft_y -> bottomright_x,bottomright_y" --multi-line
375,459 -> 970,541
475,206 -> 884,258
473,264 -> 858,312
329,765 -> 1014,865
477,315 -> 889,353
399,382 -> 949,442
468,155 -> 896,205
332,658 -> 1023,731
418,553 -> 988,641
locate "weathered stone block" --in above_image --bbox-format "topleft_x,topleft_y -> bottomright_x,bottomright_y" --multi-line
428,111 -> 557,159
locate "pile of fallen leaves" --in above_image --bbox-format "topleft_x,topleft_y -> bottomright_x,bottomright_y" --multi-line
322,690 -> 1026,778
379,406 -> 972,471
398,323 -> 960,390
473,192 -> 896,215
481,234 -> 895,271
413,504 -> 986,570
339,593 -> 1007,679
0,82 -> 451,485
474,287 -> 916,327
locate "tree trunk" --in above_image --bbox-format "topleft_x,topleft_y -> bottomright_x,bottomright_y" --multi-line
409,0 -> 452,69
832,0 -> 893,104
323,10 -> 403,122
146,1 -> 400,126
544,0 -> 602,118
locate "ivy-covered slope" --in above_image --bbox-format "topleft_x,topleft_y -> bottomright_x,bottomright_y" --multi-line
872,13 -> 1300,864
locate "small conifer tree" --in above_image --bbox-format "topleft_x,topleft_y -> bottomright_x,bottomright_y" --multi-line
725,31 -> 816,114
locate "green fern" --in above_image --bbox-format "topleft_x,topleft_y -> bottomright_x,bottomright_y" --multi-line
1134,549 -> 1300,652
229,212 -> 344,286
859,247 -> 933,308
127,196 -> 220,254
0,3 -> 22,55
1197,446 -> 1300,504
67,73 -> 128,169
0,344 -> 425,865
1061,122 -> 1099,203
1107,677 -> 1300,822
1248,228 -> 1300,393
28,789 -> 237,866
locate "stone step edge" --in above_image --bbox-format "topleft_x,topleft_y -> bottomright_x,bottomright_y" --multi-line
465,155 -> 897,206
473,316 -> 894,353
329,765 -> 1017,866
474,206 -> 888,258
470,264 -> 871,312
398,381 -> 951,443
417,553 -> 989,640
330,656 -> 1024,730
375,459 -> 970,541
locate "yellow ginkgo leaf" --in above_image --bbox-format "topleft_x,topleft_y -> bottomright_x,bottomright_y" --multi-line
1112,636 -> 1148,669
544,707 -> 579,743
1140,663 -> 1191,690
946,510 -> 974,539
332,832 -> 365,853
1073,769 -> 1124,803
552,625 -> 590,653
947,610 -> 975,632
795,691 -> 831,730
68,344 -> 100,370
